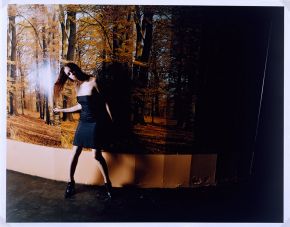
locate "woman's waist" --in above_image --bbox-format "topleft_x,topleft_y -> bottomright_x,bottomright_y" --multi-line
79,111 -> 106,121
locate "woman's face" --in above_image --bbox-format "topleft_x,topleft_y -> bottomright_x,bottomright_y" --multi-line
64,66 -> 77,81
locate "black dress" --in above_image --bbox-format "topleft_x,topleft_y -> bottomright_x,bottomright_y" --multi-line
73,87 -> 111,149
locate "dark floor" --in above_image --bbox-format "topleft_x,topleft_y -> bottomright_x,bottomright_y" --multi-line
6,170 -> 281,222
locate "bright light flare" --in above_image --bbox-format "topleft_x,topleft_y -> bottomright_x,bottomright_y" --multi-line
27,61 -> 58,106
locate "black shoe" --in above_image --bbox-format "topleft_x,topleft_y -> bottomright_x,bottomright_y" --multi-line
104,182 -> 112,199
64,182 -> 75,198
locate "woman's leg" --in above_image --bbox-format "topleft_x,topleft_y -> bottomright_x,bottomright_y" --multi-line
68,145 -> 83,183
92,148 -> 110,184
93,148 -> 112,198
65,145 -> 82,198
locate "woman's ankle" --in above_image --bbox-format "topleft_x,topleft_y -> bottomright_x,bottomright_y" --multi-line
105,180 -> 111,185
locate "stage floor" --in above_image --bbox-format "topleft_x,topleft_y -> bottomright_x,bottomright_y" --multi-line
6,170 -> 281,222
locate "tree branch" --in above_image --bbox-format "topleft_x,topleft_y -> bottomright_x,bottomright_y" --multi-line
17,14 -> 43,51
79,5 -> 113,51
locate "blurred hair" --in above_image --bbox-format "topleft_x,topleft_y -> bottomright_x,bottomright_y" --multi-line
54,62 -> 91,98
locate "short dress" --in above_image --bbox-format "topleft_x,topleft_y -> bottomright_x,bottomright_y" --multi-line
73,87 -> 111,149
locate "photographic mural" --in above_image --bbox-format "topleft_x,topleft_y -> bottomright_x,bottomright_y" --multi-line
7,5 -> 279,154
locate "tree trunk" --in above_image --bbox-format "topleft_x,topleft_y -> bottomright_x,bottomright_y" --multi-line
18,53 -> 25,115
37,91 -> 43,120
42,25 -> 52,125
139,9 -> 153,84
112,24 -> 118,59
35,89 -> 39,112
66,10 -> 76,61
49,12 -> 59,125
42,26 -> 48,60
170,9 -> 186,126
45,95 -> 50,124
67,8 -> 76,122
59,5 -> 67,60
10,15 -> 17,80
124,10 -> 133,55
34,37 -> 43,118
67,97 -> 74,121
62,95 -> 67,121
132,7 -> 154,124
134,6 -> 143,59
175,68 -> 183,126
8,15 -> 17,115
59,5 -> 76,121
153,70 -> 160,117
43,97 -> 46,120
140,10 -> 153,63
41,95 -> 45,119
151,96 -> 154,123
23,90 -> 26,110
9,92 -> 14,115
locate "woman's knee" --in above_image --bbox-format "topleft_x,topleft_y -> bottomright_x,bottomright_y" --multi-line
93,149 -> 103,161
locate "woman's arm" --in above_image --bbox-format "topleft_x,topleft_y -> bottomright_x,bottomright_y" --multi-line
93,79 -> 113,121
105,103 -> 113,122
53,103 -> 82,113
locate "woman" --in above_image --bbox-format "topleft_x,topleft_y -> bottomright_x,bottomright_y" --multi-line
53,62 -> 113,199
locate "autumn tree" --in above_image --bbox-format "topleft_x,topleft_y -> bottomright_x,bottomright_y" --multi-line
7,5 -> 17,115
169,7 -> 202,129
131,6 -> 155,124
9,5 -> 60,125
146,7 -> 172,123
58,4 -> 78,122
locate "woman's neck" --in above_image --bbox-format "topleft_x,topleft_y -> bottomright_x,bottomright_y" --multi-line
75,80 -> 84,86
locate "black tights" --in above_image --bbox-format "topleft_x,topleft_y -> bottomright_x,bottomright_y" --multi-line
69,146 -> 111,184
94,149 -> 111,184
70,146 -> 82,183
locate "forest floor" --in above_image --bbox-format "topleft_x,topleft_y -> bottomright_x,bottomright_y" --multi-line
6,112 -> 194,153
7,111 -> 62,147
133,116 -> 194,153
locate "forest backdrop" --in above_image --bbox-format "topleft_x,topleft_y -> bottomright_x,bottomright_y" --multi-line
7,5 -> 201,153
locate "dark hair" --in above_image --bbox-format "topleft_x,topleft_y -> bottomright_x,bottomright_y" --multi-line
54,62 -> 91,97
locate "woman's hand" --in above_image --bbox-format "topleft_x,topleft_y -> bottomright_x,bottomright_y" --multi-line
53,107 -> 62,113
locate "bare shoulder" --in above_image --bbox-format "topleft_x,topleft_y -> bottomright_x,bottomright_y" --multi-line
89,76 -> 97,83
89,77 -> 96,86
90,76 -> 100,92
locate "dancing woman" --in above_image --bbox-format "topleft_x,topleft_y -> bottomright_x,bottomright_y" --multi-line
53,62 -> 113,199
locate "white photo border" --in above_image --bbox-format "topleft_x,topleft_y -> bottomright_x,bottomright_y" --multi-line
0,0 -> 288,226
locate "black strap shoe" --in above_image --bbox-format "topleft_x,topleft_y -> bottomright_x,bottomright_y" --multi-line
104,182 -> 112,199
64,181 -> 75,198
